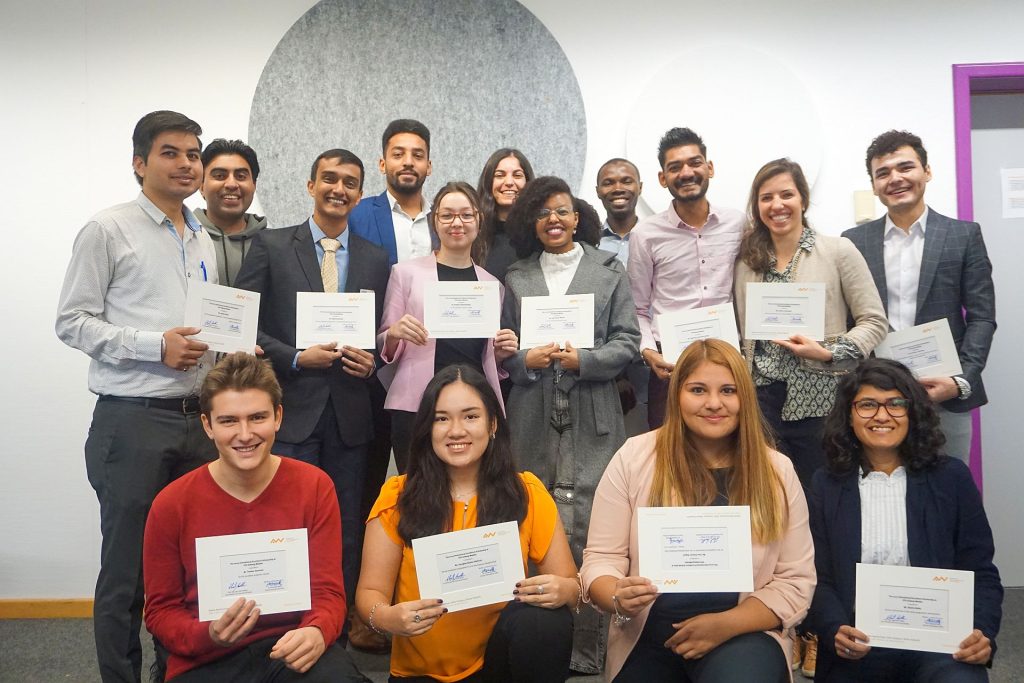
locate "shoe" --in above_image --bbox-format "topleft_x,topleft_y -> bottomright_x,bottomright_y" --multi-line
791,632 -> 804,671
348,612 -> 391,654
801,633 -> 817,678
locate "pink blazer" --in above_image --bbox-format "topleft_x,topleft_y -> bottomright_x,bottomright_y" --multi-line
580,431 -> 816,681
376,255 -> 506,413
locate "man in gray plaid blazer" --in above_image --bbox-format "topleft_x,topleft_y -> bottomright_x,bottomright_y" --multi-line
843,130 -> 996,462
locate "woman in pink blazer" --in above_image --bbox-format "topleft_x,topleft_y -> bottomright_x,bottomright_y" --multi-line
377,181 -> 519,471
581,339 -> 815,682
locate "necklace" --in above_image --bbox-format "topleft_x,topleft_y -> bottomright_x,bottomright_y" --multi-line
451,488 -> 476,501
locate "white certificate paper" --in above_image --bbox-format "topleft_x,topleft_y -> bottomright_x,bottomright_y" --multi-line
638,506 -> 754,592
658,304 -> 741,364
873,319 -> 963,378
744,282 -> 826,341
195,528 -> 310,622
295,292 -> 375,349
520,294 -> 595,349
423,281 -> 501,339
412,520 -> 524,613
184,281 -> 261,353
856,563 -> 975,654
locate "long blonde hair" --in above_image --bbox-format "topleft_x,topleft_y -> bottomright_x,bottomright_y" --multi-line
648,339 -> 787,543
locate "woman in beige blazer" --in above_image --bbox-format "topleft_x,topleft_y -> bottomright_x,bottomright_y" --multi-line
734,159 -> 887,490
581,340 -> 815,682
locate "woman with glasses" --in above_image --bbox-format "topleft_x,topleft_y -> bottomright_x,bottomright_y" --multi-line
501,176 -> 640,675
476,148 -> 535,283
808,358 -> 1002,682
378,181 -> 519,472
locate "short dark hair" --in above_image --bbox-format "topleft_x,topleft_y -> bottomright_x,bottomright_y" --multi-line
596,157 -> 640,181
657,127 -> 706,168
396,365 -> 527,545
822,358 -> 946,476
200,352 -> 282,418
505,175 -> 603,258
865,130 -> 928,177
132,110 -> 202,186
201,138 -> 260,181
381,118 -> 430,156
309,148 -> 365,189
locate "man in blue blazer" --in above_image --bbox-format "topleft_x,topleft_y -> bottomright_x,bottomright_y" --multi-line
843,130 -> 996,461
234,149 -> 389,618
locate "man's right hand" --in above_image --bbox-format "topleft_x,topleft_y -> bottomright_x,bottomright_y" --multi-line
209,597 -> 260,647
297,342 -> 343,369
642,348 -> 674,380
162,327 -> 208,370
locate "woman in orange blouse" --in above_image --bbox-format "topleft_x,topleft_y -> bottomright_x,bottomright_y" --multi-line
355,364 -> 577,682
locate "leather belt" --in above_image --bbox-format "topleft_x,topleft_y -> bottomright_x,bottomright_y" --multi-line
99,395 -> 201,415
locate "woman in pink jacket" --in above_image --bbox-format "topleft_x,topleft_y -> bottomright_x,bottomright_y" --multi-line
377,181 -> 519,471
581,339 -> 816,682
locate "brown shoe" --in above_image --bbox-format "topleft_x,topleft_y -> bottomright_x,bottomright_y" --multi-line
791,632 -> 804,671
801,633 -> 817,678
348,612 -> 391,654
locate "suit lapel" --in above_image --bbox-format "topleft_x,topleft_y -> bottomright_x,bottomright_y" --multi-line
373,192 -> 398,264
864,220 -> 888,313
511,255 -> 550,297
566,245 -> 615,319
905,469 -> 929,566
916,212 -> 948,321
293,221 -> 324,292
345,232 -> 369,293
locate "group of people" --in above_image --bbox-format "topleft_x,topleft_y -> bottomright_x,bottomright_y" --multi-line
55,109 -> 1001,683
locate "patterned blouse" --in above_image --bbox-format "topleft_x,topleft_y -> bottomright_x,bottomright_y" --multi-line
752,227 -> 862,420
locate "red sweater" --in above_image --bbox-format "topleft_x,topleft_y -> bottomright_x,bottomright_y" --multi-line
143,458 -> 346,680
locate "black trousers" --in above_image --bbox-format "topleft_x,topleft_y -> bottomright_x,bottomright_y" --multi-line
756,381 -> 825,490
389,601 -> 573,683
825,647 -> 989,683
388,409 -> 416,475
85,397 -> 216,682
172,637 -> 370,682
615,631 -> 788,683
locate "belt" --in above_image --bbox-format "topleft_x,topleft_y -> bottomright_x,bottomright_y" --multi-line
99,395 -> 201,415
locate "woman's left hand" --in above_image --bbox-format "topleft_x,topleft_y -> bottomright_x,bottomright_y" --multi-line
773,334 -> 833,362
953,629 -> 992,665
514,574 -> 578,610
664,612 -> 735,660
493,329 -> 519,362
551,342 -> 580,371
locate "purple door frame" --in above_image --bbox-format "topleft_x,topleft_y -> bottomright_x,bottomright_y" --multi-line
951,61 -> 1024,491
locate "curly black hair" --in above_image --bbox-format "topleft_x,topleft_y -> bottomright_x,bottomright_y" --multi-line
822,358 -> 946,475
504,176 -> 602,258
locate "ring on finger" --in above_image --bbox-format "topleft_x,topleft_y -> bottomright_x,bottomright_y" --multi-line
413,612 -> 422,623
843,646 -> 851,655
537,585 -> 545,595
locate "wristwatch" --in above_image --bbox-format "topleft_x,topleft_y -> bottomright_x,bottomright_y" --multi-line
952,376 -> 972,401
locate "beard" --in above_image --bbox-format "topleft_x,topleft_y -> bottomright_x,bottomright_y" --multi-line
668,177 -> 709,203
389,169 -> 426,195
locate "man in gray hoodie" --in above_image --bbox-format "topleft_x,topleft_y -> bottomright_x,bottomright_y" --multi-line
195,139 -> 268,286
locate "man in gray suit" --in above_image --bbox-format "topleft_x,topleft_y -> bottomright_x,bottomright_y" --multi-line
843,130 -> 996,461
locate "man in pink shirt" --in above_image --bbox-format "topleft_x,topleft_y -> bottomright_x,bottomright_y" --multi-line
627,128 -> 745,428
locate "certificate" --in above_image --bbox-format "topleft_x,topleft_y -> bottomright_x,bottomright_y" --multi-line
195,528 -> 310,622
520,294 -> 595,349
658,304 -> 740,364
184,281 -> 261,353
637,506 -> 754,592
744,282 -> 826,341
412,520 -> 524,613
423,281 -> 501,339
873,319 -> 963,378
295,292 -> 375,349
856,564 -> 975,654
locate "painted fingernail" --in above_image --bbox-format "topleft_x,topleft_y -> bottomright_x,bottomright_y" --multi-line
512,590 -> 519,595
437,599 -> 444,604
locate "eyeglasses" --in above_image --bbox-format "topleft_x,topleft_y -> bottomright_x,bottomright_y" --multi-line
535,207 -> 575,222
436,211 -> 477,225
853,398 -> 911,419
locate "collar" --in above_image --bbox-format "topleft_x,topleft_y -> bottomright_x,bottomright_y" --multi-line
768,225 -> 815,269
884,205 -> 929,238
137,191 -> 201,233
601,222 -> 631,241
386,189 -> 429,219
308,217 -> 350,250
859,465 -> 907,482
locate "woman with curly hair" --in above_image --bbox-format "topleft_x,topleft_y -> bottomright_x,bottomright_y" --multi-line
500,176 -> 641,674
808,358 -> 1003,682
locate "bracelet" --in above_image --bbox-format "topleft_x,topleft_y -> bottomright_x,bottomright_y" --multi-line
367,601 -> 389,636
611,593 -> 631,626
574,573 -> 583,615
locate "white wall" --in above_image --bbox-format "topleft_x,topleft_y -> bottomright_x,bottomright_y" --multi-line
3,0 -> 1022,598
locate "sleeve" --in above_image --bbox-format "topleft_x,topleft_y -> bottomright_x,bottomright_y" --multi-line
576,265 -> 641,384
233,232 -> 298,378
500,274 -> 540,387
367,476 -> 406,546
806,470 -> 850,647
626,233 -> 657,352
579,447 -> 635,594
299,472 -> 347,642
957,224 -> 996,390
521,472 -> 558,564
747,454 -> 816,630
377,264 -> 408,363
55,221 -> 164,364
836,237 -> 888,357
143,490 -> 220,658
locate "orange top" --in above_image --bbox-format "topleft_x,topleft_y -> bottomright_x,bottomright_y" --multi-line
369,471 -> 558,682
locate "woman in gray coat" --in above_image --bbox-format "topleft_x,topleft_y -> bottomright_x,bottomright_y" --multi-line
500,176 -> 641,675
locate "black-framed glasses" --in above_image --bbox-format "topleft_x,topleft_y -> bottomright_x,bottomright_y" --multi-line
535,207 -> 575,222
436,211 -> 477,225
853,398 -> 911,419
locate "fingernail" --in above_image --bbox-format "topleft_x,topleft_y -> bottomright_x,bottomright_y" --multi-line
437,599 -> 444,604
514,597 -> 521,602
512,590 -> 519,595
515,582 -> 521,588
442,608 -> 448,614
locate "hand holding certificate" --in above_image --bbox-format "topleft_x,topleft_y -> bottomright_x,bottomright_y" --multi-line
520,294 -> 595,349
744,282 -> 826,341
184,281 -> 261,353
657,304 -> 740,364
873,319 -> 963,379
295,292 -> 375,350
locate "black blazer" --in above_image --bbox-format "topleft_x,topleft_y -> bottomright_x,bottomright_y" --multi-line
808,458 -> 1002,681
842,210 -> 996,411
234,221 -> 389,446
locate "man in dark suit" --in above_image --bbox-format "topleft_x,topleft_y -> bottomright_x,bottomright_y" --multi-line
234,149 -> 389,617
843,130 -> 996,461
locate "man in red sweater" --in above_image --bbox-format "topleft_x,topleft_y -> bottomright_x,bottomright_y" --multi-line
143,352 -> 369,682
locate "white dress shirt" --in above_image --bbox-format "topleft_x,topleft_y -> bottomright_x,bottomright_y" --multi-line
388,190 -> 431,262
883,206 -> 928,331
859,466 -> 910,566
